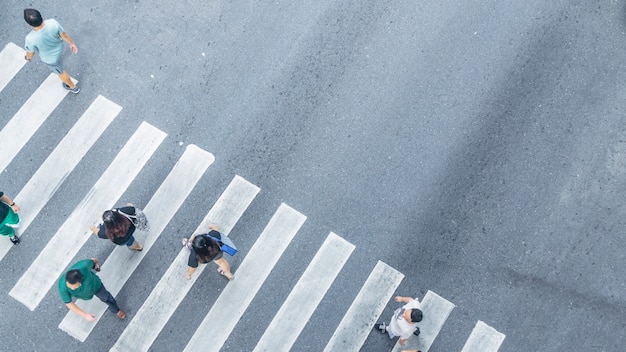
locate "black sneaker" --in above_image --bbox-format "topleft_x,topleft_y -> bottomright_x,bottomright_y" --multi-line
413,327 -> 421,336
62,83 -> 80,94
10,235 -> 20,245
374,322 -> 387,333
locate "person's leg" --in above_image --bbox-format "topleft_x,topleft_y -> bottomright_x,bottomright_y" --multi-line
94,283 -> 119,313
213,257 -> 234,280
0,210 -> 20,244
58,70 -> 76,89
125,235 -> 143,251
46,59 -> 79,92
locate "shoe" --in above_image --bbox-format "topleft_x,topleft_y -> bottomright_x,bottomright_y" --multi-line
182,238 -> 191,249
62,83 -> 80,94
10,235 -> 20,245
413,327 -> 421,336
116,309 -> 126,319
375,322 -> 387,333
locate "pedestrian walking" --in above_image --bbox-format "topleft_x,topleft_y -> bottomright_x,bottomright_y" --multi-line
375,295 -> 423,347
182,224 -> 235,281
23,8 -> 80,93
58,258 -> 126,321
0,192 -> 21,245
89,203 -> 146,251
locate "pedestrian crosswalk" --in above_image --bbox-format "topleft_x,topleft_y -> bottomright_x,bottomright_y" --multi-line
0,41 -> 505,352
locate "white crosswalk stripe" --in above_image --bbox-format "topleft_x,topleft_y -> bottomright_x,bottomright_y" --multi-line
0,73 -> 76,173
0,95 -> 121,263
184,203 -> 307,352
58,144 -> 214,341
253,233 -> 355,352
0,42 -> 27,92
1,48 -> 505,351
391,290 -> 456,352
110,175 -> 260,352
461,320 -> 506,352
9,122 -> 166,311
324,261 -> 405,352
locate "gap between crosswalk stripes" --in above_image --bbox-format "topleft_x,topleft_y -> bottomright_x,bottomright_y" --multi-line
0,73 -> 77,172
253,232 -> 355,352
183,203 -> 307,352
323,261 -> 405,352
9,122 -> 166,311
460,320 -> 505,352
0,95 -> 121,262
0,42 -> 27,92
110,175 -> 260,352
58,144 -> 214,341
391,290 -> 456,352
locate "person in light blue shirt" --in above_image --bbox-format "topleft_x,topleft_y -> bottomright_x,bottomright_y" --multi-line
24,8 -> 80,93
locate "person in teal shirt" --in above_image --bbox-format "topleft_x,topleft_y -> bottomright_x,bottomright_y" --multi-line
0,192 -> 21,245
23,8 -> 80,93
58,258 -> 126,321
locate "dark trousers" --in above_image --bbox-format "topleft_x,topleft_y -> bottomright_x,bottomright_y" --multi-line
94,283 -> 120,314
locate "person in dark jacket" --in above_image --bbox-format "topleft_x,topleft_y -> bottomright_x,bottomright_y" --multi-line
182,224 -> 234,281
89,203 -> 143,251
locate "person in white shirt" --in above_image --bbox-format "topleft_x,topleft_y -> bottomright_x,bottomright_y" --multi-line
375,295 -> 423,347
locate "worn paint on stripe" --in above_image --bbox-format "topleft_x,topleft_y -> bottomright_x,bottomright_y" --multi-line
460,321 -> 505,352
0,95 -> 121,262
392,290 -> 456,352
58,144 -> 214,341
253,233 -> 355,352
110,175 -> 260,352
323,261 -> 404,352
0,42 -> 27,92
184,203 -> 307,352
0,73 -> 76,172
9,122 -> 166,311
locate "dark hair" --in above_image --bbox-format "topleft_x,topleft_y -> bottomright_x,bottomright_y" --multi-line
66,269 -> 83,285
24,8 -> 43,27
102,210 -> 131,241
410,308 -> 423,323
192,235 -> 221,264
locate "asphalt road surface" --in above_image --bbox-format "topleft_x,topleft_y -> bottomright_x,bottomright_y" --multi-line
1,1 -> 625,351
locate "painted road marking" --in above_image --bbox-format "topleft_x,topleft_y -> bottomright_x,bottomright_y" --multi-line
392,290 -> 456,352
0,73 -> 75,172
110,175 -> 260,352
323,261 -> 405,352
253,232 -> 355,352
0,42 -> 27,92
58,144 -> 214,341
460,320 -> 505,352
9,122 -> 166,311
184,203 -> 307,352
0,95 -> 120,262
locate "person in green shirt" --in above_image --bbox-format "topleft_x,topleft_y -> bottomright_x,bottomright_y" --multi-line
58,258 -> 126,321
0,192 -> 21,245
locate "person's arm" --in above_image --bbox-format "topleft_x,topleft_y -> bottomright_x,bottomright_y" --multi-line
60,32 -> 78,54
398,337 -> 407,347
90,258 -> 101,272
394,296 -> 414,304
66,301 -> 96,322
0,193 -> 19,213
25,51 -> 35,61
